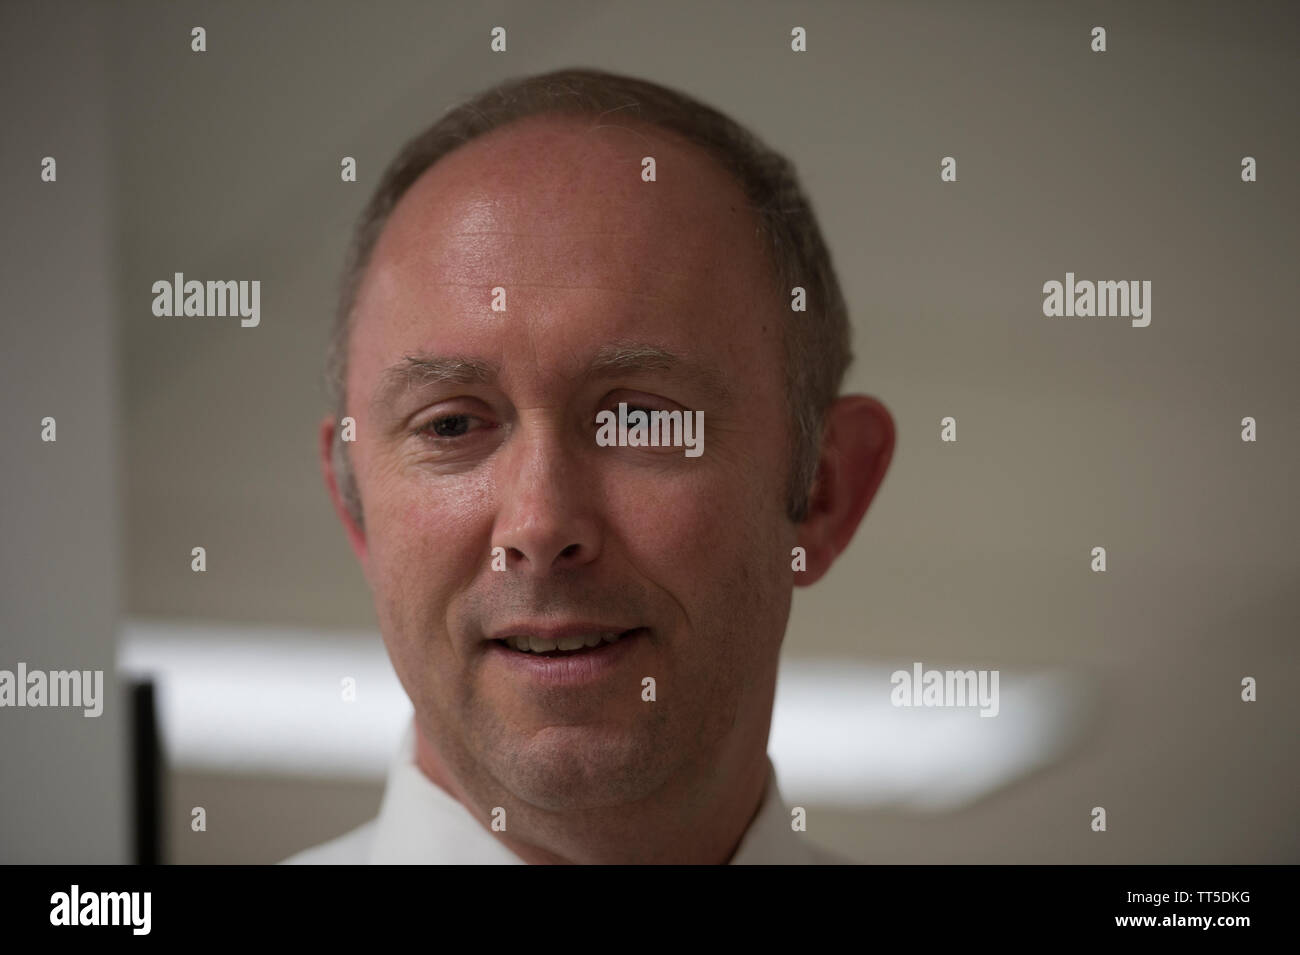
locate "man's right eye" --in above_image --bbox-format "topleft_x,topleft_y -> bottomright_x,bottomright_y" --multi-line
418,414 -> 478,439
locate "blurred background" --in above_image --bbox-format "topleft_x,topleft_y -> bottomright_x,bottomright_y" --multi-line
2,0 -> 1296,864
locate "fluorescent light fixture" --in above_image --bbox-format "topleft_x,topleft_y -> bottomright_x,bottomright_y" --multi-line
118,619 -> 1089,811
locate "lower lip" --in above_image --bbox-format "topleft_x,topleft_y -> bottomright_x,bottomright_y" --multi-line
486,628 -> 647,687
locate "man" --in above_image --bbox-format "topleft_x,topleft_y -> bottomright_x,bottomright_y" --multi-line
285,67 -> 894,864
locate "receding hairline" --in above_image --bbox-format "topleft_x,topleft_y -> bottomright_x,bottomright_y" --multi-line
369,114 -> 769,278
346,110 -> 780,327
338,111 -> 785,430
330,106 -> 794,411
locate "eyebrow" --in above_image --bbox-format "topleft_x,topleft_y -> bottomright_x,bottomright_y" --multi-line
586,341 -> 733,404
370,340 -> 733,416
370,354 -> 498,419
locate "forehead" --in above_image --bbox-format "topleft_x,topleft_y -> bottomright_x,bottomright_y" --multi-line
348,113 -> 781,390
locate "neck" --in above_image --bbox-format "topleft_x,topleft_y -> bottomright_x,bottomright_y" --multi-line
413,725 -> 771,864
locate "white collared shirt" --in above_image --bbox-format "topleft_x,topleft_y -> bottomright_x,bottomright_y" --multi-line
282,719 -> 846,864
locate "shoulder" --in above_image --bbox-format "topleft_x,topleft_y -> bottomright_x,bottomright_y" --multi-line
279,818 -> 377,865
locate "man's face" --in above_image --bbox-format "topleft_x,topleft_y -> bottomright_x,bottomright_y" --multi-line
342,115 -> 797,811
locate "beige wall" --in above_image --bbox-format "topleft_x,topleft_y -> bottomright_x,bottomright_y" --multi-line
1,1 -> 129,863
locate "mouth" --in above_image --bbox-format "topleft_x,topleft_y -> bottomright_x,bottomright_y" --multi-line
492,628 -> 644,658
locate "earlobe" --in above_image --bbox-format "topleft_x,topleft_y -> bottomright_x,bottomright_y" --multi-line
794,395 -> 895,586
318,415 -> 368,564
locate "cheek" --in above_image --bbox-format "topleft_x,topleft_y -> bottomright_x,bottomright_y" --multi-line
364,462 -> 492,632
606,453 -> 785,629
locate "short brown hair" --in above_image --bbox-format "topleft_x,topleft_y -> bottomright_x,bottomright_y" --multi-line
326,67 -> 851,525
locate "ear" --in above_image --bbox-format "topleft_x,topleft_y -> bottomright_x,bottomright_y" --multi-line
794,395 -> 895,585
318,414 -> 368,565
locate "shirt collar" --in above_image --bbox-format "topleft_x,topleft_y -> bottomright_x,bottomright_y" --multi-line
368,718 -> 817,864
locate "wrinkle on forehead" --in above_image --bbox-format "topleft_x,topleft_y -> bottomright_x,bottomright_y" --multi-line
370,113 -> 767,279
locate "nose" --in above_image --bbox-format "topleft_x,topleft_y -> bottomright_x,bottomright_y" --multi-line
491,418 -> 602,575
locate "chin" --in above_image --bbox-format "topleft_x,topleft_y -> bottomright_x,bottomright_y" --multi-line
493,722 -> 677,811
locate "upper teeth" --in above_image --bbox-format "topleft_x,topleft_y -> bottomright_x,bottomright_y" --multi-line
505,632 -> 625,653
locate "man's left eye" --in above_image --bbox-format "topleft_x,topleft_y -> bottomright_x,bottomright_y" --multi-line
592,404 -> 657,426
